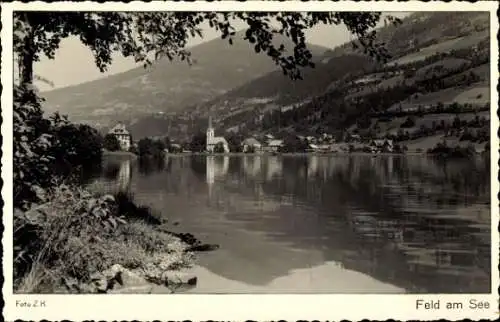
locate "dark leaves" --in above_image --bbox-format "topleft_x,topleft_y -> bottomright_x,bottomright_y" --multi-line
14,11 -> 392,83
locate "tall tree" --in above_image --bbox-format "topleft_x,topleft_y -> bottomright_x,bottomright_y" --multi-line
103,134 -> 121,151
14,11 -> 400,86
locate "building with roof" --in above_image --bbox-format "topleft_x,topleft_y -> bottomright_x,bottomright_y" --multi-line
267,139 -> 284,152
242,137 -> 262,153
370,139 -> 394,152
108,122 -> 131,151
206,116 -> 229,153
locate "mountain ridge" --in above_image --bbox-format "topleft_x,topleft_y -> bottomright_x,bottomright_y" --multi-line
41,12 -> 490,143
41,30 -> 329,128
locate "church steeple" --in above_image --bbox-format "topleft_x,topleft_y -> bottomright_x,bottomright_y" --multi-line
207,115 -> 215,146
208,115 -> 213,129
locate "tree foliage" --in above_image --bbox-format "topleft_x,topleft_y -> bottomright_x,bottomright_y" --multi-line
190,132 -> 207,152
226,133 -> 243,152
214,142 -> 226,153
14,11 -> 399,84
51,123 -> 103,174
279,135 -> 308,153
13,85 -> 103,209
103,134 -> 121,151
137,137 -> 165,158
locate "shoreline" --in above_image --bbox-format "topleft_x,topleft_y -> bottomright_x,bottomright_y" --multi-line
163,151 -> 487,157
168,151 -> 424,157
102,150 -> 138,158
13,188 -> 199,294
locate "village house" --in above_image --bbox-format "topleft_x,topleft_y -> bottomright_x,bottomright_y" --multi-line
108,122 -> 131,151
330,143 -> 349,153
306,136 -> 318,144
168,143 -> 183,153
206,116 -> 229,153
263,134 -> 275,145
370,139 -> 394,153
242,137 -> 262,153
344,132 -> 361,143
266,139 -> 284,152
350,134 -> 362,142
317,144 -> 333,153
264,134 -> 275,140
320,133 -> 334,143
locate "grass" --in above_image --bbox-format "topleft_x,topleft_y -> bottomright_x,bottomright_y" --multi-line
13,185 -> 196,294
102,149 -> 138,159
386,31 -> 489,66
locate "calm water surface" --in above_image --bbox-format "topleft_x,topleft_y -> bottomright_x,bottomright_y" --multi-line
89,154 -> 491,293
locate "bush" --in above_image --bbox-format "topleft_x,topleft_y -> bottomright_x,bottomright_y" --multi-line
51,123 -> 103,175
213,142 -> 226,153
245,145 -> 256,154
137,137 -> 165,159
14,85 -> 103,209
400,116 -> 416,128
460,129 -> 476,142
280,136 -> 308,153
427,141 -> 476,158
103,134 -> 120,151
14,185 -> 192,293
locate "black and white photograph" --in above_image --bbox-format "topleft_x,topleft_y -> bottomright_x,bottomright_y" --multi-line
2,0 -> 499,320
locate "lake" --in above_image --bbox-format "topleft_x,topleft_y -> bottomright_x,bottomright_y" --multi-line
88,154 -> 491,294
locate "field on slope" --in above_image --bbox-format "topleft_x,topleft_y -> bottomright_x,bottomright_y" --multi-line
386,30 -> 489,67
207,12 -> 490,136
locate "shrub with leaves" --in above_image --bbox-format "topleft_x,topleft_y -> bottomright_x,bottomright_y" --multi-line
14,85 -> 104,209
13,84 -> 56,209
14,185 -> 192,293
103,134 -> 121,151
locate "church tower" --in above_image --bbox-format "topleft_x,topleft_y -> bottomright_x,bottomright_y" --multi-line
206,115 -> 215,151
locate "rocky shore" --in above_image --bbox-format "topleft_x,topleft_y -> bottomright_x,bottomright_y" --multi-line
13,186 -> 216,294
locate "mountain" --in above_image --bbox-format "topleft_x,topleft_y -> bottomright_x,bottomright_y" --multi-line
41,11 -> 490,143
223,11 -> 490,154
171,11 -> 490,139
40,31 -> 328,128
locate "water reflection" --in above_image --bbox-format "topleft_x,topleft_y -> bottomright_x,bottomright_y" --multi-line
91,154 -> 491,293
138,157 -> 165,175
95,159 -> 132,193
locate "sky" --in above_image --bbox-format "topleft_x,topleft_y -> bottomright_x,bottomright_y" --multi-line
33,12 -> 410,92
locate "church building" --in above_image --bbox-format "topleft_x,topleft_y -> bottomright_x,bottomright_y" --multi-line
206,116 -> 229,153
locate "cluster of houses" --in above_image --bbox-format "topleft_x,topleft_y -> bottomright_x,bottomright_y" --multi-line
107,120 -> 395,154
239,135 -> 394,154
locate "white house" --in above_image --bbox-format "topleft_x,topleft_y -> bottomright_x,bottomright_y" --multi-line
267,139 -> 284,152
370,139 -> 394,152
206,116 -> 229,153
108,122 -> 131,151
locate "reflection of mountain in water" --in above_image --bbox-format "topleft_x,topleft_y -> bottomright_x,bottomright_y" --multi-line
92,155 -> 491,293
212,155 -> 490,293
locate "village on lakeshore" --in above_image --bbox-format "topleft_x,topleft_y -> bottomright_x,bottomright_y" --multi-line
106,119 -> 397,155
105,111 -> 489,157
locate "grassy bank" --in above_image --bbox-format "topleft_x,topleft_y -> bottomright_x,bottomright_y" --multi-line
102,149 -> 138,158
170,147 -> 487,158
171,151 -> 427,157
14,185 -> 201,294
